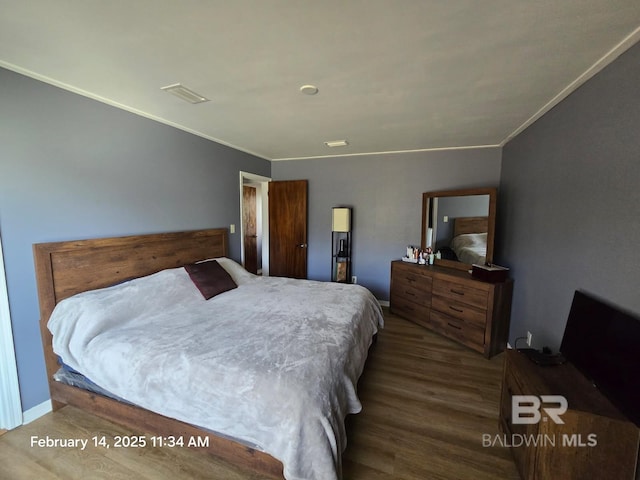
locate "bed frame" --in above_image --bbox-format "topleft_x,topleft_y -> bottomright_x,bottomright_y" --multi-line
33,228 -> 284,479
453,216 -> 489,237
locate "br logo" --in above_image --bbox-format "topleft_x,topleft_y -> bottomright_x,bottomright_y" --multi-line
512,395 -> 568,424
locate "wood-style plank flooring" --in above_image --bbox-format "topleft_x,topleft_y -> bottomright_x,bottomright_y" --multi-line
0,310 -> 519,479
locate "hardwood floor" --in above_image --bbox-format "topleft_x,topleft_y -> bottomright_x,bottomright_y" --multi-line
0,310 -> 519,480
342,310 -> 519,480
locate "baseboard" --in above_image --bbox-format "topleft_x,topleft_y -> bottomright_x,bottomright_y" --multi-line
22,399 -> 52,425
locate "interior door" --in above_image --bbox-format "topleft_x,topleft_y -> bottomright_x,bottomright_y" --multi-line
242,185 -> 258,274
268,180 -> 308,279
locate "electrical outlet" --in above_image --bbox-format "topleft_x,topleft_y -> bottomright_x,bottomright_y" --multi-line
229,224 -> 235,234
351,276 -> 357,284
526,331 -> 533,347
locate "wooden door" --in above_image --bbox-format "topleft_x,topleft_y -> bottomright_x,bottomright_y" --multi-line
242,185 -> 258,274
268,180 -> 308,279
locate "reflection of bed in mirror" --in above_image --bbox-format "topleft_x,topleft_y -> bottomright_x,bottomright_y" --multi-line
450,216 -> 488,265
422,187 -> 497,270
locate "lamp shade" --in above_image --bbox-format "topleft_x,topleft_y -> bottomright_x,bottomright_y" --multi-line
332,208 -> 351,232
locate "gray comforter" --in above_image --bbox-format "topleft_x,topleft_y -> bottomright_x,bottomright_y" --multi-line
48,257 -> 383,480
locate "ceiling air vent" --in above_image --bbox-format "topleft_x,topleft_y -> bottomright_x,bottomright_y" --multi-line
161,83 -> 210,104
324,140 -> 349,148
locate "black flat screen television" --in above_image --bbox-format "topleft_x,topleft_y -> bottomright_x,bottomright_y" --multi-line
560,290 -> 640,426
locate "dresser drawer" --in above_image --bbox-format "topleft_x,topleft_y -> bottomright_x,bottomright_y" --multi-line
500,365 -> 527,441
430,310 -> 485,353
504,361 -> 526,397
392,264 -> 432,291
393,273 -> 432,294
432,278 -> 488,309
431,295 -> 487,328
391,282 -> 431,307
391,297 -> 431,329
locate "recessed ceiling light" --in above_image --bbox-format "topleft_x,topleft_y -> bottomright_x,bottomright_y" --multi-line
300,84 -> 319,95
161,83 -> 210,104
324,140 -> 349,148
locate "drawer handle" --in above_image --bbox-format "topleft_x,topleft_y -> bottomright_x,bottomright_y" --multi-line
447,322 -> 462,330
450,289 -> 465,296
449,306 -> 464,313
405,291 -> 416,297
406,305 -> 415,311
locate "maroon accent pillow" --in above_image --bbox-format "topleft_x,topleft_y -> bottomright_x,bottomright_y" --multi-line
184,260 -> 237,300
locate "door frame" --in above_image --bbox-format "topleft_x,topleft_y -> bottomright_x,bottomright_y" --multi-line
239,171 -> 271,276
0,230 -> 23,430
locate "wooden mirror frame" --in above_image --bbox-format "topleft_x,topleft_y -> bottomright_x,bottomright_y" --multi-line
420,187 -> 497,271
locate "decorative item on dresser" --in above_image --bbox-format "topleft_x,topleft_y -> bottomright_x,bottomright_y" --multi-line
390,261 -> 513,358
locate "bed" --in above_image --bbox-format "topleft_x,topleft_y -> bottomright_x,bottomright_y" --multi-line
33,229 -> 383,480
449,216 -> 489,265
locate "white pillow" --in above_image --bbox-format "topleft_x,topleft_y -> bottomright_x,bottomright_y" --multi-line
197,257 -> 257,285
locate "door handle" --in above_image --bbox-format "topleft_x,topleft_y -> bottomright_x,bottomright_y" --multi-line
298,244 -> 308,248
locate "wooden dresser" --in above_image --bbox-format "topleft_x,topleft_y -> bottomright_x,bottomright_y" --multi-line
390,261 -> 513,358
500,350 -> 639,479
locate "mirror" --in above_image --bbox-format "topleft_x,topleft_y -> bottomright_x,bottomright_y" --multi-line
421,187 -> 497,270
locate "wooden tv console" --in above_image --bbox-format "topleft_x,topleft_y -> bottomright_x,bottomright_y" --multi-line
499,350 -> 640,479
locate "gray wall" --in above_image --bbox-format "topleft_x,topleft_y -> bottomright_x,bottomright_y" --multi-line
272,149 -> 502,299
498,42 -> 640,351
0,67 -> 270,411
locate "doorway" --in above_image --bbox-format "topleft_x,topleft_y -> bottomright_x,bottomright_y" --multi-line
0,230 -> 22,430
239,172 -> 271,276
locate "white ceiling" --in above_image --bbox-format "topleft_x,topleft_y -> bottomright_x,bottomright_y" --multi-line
1,1 -> 639,161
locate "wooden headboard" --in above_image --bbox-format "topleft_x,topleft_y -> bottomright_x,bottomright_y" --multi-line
453,216 -> 489,237
33,228 -> 228,385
